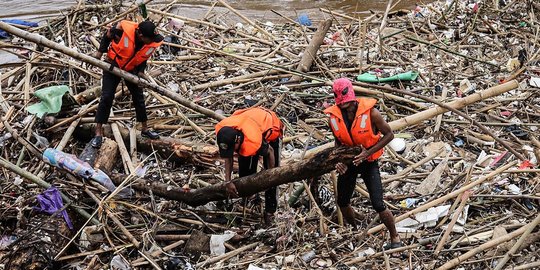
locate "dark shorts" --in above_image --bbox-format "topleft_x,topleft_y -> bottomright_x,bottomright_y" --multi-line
336,160 -> 386,212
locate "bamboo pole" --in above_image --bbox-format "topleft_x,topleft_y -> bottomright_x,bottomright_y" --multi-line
367,161 -> 517,235
437,217 -> 533,270
383,147 -> 445,183
129,126 -> 138,166
305,80 -> 519,159
331,172 -> 344,226
55,118 -> 81,151
111,121 -> 136,174
0,21 -> 224,121
148,8 -> 273,46
433,190 -> 471,256
493,213 -> 540,270
196,242 -> 259,268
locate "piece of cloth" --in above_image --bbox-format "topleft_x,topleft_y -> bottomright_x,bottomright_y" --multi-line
238,139 -> 280,213
26,85 -> 69,118
297,14 -> 312,26
332,78 -> 356,105
34,186 -> 73,229
356,71 -> 418,83
336,160 -> 385,212
95,70 -> 148,124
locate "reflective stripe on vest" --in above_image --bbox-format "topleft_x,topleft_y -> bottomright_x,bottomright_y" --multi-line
324,98 -> 384,161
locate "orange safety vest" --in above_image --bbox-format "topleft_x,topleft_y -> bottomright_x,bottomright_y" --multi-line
215,107 -> 283,157
324,98 -> 383,161
107,20 -> 162,72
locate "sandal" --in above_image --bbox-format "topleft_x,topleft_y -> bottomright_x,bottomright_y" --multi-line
383,241 -> 403,251
91,136 -> 103,148
141,129 -> 159,139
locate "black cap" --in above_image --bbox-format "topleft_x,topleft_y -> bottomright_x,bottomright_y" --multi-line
138,20 -> 158,38
217,127 -> 241,158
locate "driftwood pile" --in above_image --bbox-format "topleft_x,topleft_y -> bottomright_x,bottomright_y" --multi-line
0,0 -> 539,269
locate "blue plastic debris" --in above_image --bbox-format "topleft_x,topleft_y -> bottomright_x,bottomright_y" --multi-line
0,20 -> 38,39
297,14 -> 312,26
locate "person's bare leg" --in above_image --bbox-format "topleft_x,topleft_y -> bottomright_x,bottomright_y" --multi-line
95,123 -> 103,137
141,121 -> 148,132
340,205 -> 357,229
379,209 -> 400,243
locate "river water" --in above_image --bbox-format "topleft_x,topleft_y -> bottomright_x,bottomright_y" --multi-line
1,0 -> 424,20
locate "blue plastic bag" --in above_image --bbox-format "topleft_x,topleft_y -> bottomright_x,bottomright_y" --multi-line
0,19 -> 38,39
297,14 -> 312,26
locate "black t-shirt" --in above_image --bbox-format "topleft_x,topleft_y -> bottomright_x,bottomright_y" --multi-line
334,102 -> 358,146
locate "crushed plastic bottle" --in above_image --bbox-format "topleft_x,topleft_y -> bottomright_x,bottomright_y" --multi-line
0,132 -> 12,147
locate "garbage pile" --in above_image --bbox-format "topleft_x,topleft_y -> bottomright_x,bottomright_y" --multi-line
0,0 -> 539,269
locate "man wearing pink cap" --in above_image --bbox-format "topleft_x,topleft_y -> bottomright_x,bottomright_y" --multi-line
324,77 -> 401,249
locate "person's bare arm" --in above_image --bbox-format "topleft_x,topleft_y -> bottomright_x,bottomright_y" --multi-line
224,157 -> 238,197
329,119 -> 347,174
353,108 -> 394,165
265,144 -> 275,169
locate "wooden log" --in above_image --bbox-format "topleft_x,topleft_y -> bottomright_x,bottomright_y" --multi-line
304,80 -> 519,159
94,138 -> 118,174
75,123 -> 219,167
110,146 -> 361,206
0,21 -> 224,121
73,86 -> 101,104
291,19 -> 332,81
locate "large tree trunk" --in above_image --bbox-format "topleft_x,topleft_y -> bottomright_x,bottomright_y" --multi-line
75,123 -> 219,166
290,19 -> 333,81
110,146 -> 359,206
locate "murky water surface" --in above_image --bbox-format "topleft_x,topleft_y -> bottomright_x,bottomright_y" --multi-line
1,0 -> 426,20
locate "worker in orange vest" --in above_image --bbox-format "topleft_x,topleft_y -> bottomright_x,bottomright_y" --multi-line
325,78 -> 401,249
215,107 -> 283,224
91,20 -> 163,148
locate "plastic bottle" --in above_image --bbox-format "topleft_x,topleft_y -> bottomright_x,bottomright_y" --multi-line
136,0 -> 148,19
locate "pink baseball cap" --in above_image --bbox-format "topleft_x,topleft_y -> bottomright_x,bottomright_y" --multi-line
332,78 -> 355,105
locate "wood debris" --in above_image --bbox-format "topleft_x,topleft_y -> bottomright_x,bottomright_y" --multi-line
0,0 -> 539,269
